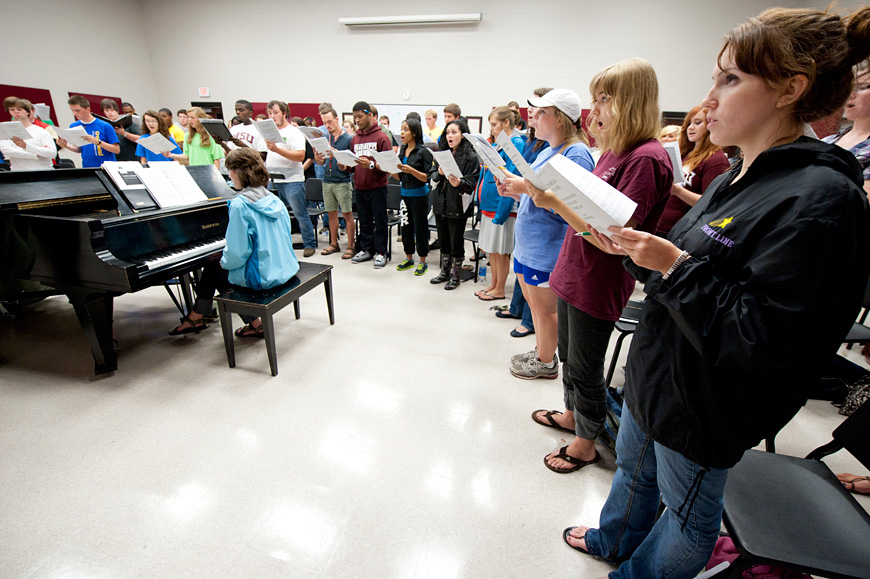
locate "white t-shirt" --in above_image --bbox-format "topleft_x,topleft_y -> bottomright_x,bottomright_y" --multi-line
230,122 -> 267,152
0,124 -> 57,170
265,124 -> 305,183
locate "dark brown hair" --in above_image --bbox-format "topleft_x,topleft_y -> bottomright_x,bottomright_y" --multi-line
100,98 -> 120,112
142,110 -> 171,140
444,103 -> 462,117
720,6 -> 870,124
225,147 -> 269,188
67,95 -> 90,108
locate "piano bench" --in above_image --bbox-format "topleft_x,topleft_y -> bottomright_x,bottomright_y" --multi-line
213,262 -> 335,376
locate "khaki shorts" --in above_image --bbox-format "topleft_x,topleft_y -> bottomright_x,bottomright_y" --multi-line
322,181 -> 353,213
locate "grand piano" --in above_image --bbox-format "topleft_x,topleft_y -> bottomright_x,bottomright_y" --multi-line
0,165 -> 236,375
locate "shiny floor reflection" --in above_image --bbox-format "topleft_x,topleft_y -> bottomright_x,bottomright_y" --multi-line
1,240 -> 867,578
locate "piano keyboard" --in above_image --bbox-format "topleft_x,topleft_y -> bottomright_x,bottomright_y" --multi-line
141,238 -> 226,270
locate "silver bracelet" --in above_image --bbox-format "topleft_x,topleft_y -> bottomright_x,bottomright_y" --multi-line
662,250 -> 691,280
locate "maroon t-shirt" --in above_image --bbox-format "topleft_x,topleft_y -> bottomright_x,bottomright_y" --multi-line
550,139 -> 674,321
656,150 -> 730,236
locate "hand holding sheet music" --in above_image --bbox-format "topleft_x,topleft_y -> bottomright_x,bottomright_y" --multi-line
137,133 -> 178,154
331,149 -> 362,167
536,155 -> 638,238
370,150 -> 403,174
465,134 -> 513,180
253,119 -> 284,144
432,150 -> 463,180
53,126 -> 92,147
0,121 -> 32,141
308,137 -> 332,156
297,126 -> 326,140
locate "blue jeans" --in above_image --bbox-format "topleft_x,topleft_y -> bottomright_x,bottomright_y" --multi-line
508,278 -> 534,331
275,181 -> 316,249
585,403 -> 729,579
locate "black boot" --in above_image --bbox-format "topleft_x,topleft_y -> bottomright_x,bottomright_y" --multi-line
430,255 -> 452,284
444,259 -> 463,290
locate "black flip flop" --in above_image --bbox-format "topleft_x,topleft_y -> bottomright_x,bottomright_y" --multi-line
562,527 -> 592,554
168,315 -> 207,336
544,446 -> 601,474
531,409 -> 576,435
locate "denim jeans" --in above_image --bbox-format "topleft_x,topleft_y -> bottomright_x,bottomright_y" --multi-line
508,278 -> 534,331
585,403 -> 729,579
558,299 -> 615,440
275,181 -> 316,249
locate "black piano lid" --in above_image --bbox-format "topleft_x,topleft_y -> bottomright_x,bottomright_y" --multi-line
0,168 -> 115,212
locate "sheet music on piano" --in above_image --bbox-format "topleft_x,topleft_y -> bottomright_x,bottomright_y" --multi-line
133,162 -> 210,208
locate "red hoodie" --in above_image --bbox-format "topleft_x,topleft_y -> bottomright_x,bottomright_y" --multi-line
349,125 -> 393,190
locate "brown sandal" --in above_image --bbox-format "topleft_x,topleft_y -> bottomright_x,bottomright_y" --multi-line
341,249 -> 355,260
234,322 -> 264,338
321,244 -> 340,255
168,314 -> 207,336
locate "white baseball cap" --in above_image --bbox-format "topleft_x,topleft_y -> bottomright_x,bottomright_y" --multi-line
528,89 -> 582,123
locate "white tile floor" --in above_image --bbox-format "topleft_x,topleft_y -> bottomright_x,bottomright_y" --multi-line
1,237 -> 868,579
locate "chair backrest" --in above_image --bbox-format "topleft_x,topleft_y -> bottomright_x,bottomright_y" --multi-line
386,184 -> 403,211
834,399 -> 870,470
305,178 -> 323,202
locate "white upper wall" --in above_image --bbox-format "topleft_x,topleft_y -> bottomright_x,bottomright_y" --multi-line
1,0 -> 861,132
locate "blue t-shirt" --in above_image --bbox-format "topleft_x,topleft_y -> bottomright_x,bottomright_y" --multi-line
70,117 -> 119,167
135,133 -> 182,163
513,142 -> 595,272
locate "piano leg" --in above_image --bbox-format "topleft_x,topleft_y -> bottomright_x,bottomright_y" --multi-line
67,291 -> 117,375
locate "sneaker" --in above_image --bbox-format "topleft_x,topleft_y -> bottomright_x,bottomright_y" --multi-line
510,357 -> 559,380
373,254 -> 387,269
414,263 -> 429,276
303,248 -> 316,258
511,349 -> 538,365
396,258 -> 415,271
351,250 -> 372,263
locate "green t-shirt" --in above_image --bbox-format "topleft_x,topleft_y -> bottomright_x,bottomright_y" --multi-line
183,132 -> 224,166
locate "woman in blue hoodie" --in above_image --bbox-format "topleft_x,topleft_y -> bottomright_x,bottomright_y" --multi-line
169,147 -> 299,337
475,106 -> 524,301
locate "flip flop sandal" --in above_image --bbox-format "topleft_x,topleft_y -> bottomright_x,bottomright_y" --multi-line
562,527 -> 592,554
341,249 -> 355,260
841,475 -> 870,494
235,322 -> 264,338
531,409 -> 576,434
321,245 -> 341,255
478,293 -> 506,302
168,314 -> 207,336
544,446 -> 601,474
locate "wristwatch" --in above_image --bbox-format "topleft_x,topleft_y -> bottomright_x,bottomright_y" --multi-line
662,250 -> 691,280
369,161 -> 375,170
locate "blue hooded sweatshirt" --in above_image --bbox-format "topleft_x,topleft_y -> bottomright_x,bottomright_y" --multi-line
221,186 -> 299,290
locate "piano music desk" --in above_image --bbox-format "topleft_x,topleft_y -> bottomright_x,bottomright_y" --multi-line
214,261 -> 334,376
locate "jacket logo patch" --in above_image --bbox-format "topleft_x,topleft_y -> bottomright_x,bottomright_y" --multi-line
708,216 -> 734,229
700,222 -> 735,247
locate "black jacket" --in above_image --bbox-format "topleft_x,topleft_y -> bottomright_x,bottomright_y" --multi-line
432,143 -> 480,218
625,138 -> 870,469
396,143 -> 434,191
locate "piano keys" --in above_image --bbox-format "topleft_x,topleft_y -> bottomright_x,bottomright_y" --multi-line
0,165 -> 236,375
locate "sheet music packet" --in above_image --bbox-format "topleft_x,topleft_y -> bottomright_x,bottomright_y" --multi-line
133,162 -> 209,208
297,126 -> 326,140
663,141 -> 686,185
432,150 -> 464,180
370,150 -> 403,174
102,161 -> 148,191
494,132 -> 548,189
465,134 -> 513,180
308,137 -> 332,157
331,148 -> 363,167
34,104 -> 51,120
199,119 -> 234,141
136,133 -> 178,155
52,125 -> 92,147
253,119 -> 284,145
536,154 -> 638,238
0,121 -> 33,141
93,113 -> 134,129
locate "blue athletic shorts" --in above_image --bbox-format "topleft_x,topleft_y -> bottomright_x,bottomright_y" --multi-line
514,257 -> 551,288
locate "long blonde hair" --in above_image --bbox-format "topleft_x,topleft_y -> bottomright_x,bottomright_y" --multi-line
186,107 -> 212,148
588,58 -> 662,155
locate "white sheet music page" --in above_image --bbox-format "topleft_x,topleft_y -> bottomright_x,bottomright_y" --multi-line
0,121 -> 33,140
465,134 -> 512,180
495,131 -> 546,189
102,161 -> 147,191
331,149 -> 362,167
371,150 -> 403,174
663,141 -> 685,185
52,126 -> 92,147
254,119 -> 284,144
297,126 -> 326,141
537,154 -> 637,237
432,150 -> 463,180
134,163 -> 208,208
308,136 -> 332,156
137,133 -> 177,154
